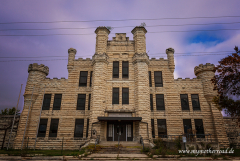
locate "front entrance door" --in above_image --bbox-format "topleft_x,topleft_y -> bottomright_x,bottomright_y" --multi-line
107,121 -> 133,141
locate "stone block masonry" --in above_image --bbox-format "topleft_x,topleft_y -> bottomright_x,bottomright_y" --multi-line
14,26 -> 229,150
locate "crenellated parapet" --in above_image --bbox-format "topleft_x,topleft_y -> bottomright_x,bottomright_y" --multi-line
194,63 -> 215,76
166,47 -> 175,73
28,63 -> 49,76
131,26 -> 147,54
67,48 -> 77,73
132,53 -> 149,65
95,27 -> 110,54
92,53 -> 109,65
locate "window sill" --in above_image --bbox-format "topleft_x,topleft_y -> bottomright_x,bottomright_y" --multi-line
48,137 -> 58,140
182,110 -> 190,112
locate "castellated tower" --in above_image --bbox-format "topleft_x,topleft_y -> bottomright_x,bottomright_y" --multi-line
194,63 -> 229,148
14,63 -> 49,148
166,48 -> 175,73
67,48 -> 77,73
89,27 -> 110,140
132,26 -> 152,143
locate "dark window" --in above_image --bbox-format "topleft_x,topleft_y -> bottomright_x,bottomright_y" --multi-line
37,119 -> 48,137
156,94 -> 165,110
154,71 -> 163,87
195,119 -> 205,138
183,119 -> 192,134
42,94 -> 51,110
122,88 -> 129,104
86,119 -> 89,138
79,71 -> 88,87
151,119 -> 155,138
74,119 -> 84,137
157,119 -> 167,138
113,61 -> 119,78
112,88 -> 119,104
191,94 -> 200,110
149,71 -> 152,87
150,94 -> 153,110
180,94 -> 189,110
88,94 -> 91,110
77,94 -> 86,110
49,119 -> 59,137
122,61 -> 129,78
53,94 -> 62,110
90,71 -> 93,87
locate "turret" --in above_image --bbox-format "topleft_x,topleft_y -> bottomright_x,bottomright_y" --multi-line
194,63 -> 216,103
166,48 -> 175,73
95,27 -> 110,54
131,26 -> 147,54
67,48 -> 77,73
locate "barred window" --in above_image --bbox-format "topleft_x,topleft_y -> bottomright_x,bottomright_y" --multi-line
49,119 -> 59,137
180,94 -> 189,110
90,71 -> 93,87
53,94 -> 62,110
113,61 -> 119,78
150,94 -> 153,110
122,61 -> 129,78
37,119 -> 48,137
191,94 -> 200,110
77,94 -> 86,110
42,94 -> 51,110
154,71 -> 163,87
122,88 -> 129,104
183,119 -> 192,134
74,119 -> 84,137
112,88 -> 119,104
156,94 -> 165,110
151,119 -> 155,138
149,71 -> 152,87
88,94 -> 91,110
195,119 -> 205,138
157,119 -> 167,138
79,71 -> 88,87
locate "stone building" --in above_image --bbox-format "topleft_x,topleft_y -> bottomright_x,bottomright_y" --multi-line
14,26 -> 229,150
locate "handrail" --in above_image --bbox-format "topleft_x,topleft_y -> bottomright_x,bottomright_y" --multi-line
95,135 -> 100,150
140,136 -> 144,150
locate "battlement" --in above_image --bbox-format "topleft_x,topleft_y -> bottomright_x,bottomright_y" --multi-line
95,26 -> 110,34
28,63 -> 49,76
194,63 -> 215,76
112,33 -> 129,41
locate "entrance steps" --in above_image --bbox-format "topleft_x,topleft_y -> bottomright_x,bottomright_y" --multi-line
81,141 -> 150,160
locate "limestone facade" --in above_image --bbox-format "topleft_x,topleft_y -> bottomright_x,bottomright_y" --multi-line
14,26 -> 229,150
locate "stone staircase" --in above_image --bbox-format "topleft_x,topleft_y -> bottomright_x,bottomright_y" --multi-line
81,141 -> 150,160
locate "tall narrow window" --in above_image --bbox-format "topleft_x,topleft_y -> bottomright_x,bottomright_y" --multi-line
151,119 -> 155,138
180,94 -> 189,110
195,119 -> 205,138
156,94 -> 165,110
150,94 -> 153,111
157,119 -> 167,138
37,119 -> 48,137
42,94 -> 51,110
113,61 -> 119,78
86,119 -> 89,138
149,71 -> 152,87
112,88 -> 119,104
122,88 -> 129,104
79,71 -> 88,87
154,71 -> 163,87
191,94 -> 200,110
74,119 -> 84,137
88,94 -> 91,110
122,61 -> 129,78
90,71 -> 93,87
49,119 -> 59,137
77,94 -> 86,110
53,94 -> 62,110
183,119 -> 192,134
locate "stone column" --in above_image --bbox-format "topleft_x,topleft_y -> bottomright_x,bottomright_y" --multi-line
194,63 -> 229,148
132,26 -> 151,144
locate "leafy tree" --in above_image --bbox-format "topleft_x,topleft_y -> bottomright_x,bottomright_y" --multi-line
212,46 -> 240,117
0,107 -> 20,115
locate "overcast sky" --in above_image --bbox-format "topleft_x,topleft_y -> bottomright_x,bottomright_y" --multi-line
0,0 -> 239,115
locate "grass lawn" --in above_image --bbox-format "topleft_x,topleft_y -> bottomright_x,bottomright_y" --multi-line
0,148 -> 85,156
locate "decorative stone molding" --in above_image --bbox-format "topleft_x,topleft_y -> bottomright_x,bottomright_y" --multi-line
28,63 -> 49,76
92,53 -> 109,65
68,48 -> 77,54
132,53 -> 149,65
194,63 -> 215,76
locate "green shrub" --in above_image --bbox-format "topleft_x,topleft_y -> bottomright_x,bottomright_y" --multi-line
174,137 -> 182,150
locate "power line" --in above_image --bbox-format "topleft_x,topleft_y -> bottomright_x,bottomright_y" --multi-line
1,22 -> 240,31
0,53 -> 234,62
0,28 -> 240,36
0,51 -> 234,59
1,16 -> 240,24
